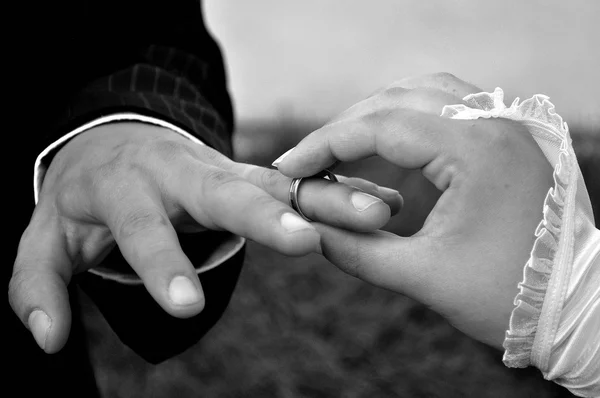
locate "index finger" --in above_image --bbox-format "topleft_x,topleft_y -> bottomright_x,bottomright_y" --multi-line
388,72 -> 483,99
275,108 -> 449,178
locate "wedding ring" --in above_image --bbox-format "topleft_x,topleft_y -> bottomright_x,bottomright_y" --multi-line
289,169 -> 338,222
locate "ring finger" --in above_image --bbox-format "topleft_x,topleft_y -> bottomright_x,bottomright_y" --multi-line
231,164 -> 402,232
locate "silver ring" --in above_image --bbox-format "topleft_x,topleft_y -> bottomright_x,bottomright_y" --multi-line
289,169 -> 338,221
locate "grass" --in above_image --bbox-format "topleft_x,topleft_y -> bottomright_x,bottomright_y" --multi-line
81,121 -> 599,398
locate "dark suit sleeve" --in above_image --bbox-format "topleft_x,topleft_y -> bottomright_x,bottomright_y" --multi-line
41,0 -> 235,160
39,0 -> 245,364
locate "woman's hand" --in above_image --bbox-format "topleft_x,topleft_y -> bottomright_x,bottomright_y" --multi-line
9,122 -> 402,353
275,73 -> 555,349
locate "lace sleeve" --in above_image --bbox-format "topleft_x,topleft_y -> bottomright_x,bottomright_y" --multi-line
442,88 -> 600,397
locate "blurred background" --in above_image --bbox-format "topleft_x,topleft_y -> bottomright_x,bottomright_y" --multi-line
84,1 -> 599,397
206,0 -> 599,165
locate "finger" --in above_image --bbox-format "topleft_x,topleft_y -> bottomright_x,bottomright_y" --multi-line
383,87 -> 467,115
104,189 -> 206,318
388,72 -> 483,99
336,86 -> 465,122
275,108 -> 448,178
189,144 -> 401,214
173,164 -> 322,256
229,164 -> 399,231
8,213 -> 72,354
188,141 -> 402,218
314,223 -> 435,301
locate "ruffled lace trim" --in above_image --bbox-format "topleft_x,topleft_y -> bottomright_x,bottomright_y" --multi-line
441,88 -> 573,368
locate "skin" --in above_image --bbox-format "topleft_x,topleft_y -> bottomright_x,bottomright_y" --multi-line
9,121 -> 403,353
276,73 -> 555,349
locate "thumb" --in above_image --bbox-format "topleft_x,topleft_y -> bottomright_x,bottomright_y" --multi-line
314,223 -> 435,300
8,219 -> 73,354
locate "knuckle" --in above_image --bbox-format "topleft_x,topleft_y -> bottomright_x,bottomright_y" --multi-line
406,86 -> 438,98
95,153 -> 125,182
382,86 -> 408,98
251,193 -> 278,210
7,267 -> 36,314
195,144 -> 227,165
202,168 -> 240,193
55,183 -> 83,217
144,241 -> 180,260
178,158 -> 202,180
386,77 -> 415,90
363,107 -> 393,126
144,139 -> 192,163
337,241 -> 364,279
386,75 -> 422,90
92,154 -> 132,198
240,193 -> 280,229
116,208 -> 168,239
258,168 -> 283,193
432,71 -> 458,83
238,192 -> 277,220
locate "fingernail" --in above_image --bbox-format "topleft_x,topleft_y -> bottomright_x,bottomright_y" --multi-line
351,191 -> 382,211
271,147 -> 295,168
378,187 -> 401,199
280,212 -> 315,233
28,310 -> 51,351
168,276 -> 201,306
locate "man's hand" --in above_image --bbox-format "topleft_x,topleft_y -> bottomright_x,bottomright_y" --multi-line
9,122 -> 402,353
275,73 -> 555,349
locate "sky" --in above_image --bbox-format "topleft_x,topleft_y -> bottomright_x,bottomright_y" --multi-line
204,0 -> 599,131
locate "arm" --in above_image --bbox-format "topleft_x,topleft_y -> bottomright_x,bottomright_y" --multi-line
10,2 -> 403,363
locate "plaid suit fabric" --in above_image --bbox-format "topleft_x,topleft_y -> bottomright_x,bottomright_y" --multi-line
63,45 -> 233,157
40,0 -> 235,164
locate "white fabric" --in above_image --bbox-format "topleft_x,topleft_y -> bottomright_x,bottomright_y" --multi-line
33,114 -> 246,282
443,88 -> 600,397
